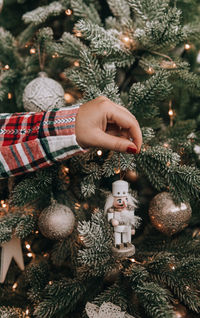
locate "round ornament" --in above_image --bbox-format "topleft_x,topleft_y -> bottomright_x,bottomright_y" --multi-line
149,192 -> 192,236
23,72 -> 65,112
38,200 -> 75,240
0,0 -> 3,12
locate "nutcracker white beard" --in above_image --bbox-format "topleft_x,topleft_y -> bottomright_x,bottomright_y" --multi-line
104,193 -> 137,214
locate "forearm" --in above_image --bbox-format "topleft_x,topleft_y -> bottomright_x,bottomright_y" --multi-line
0,105 -> 85,178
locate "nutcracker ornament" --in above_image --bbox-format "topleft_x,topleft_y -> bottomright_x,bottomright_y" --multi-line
104,180 -> 141,258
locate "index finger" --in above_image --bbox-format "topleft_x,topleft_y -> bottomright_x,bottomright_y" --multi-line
107,106 -> 142,153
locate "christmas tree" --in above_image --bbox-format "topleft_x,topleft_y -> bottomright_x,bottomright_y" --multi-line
0,0 -> 200,317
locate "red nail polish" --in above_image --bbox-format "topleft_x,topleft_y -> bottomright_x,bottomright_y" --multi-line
126,147 -> 137,154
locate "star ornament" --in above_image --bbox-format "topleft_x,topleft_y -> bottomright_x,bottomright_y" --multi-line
85,302 -> 135,318
0,236 -> 24,283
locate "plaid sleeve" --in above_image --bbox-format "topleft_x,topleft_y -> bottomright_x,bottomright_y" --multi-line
0,104 -> 85,178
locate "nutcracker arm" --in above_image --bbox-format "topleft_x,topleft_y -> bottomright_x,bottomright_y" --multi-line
107,211 -> 114,222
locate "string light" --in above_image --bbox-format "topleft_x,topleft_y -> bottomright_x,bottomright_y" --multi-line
64,93 -> 74,103
114,168 -> 120,174
12,282 -> 18,291
29,48 -> 36,54
8,93 -> 12,99
3,64 -> 10,70
63,166 -> 69,173
48,281 -> 53,285
163,143 -> 169,148
35,230 -> 39,234
52,52 -> 59,58
25,242 -> 31,250
160,60 -> 177,69
79,235 -> 84,241
168,100 -> 174,127
129,258 -> 135,263
27,252 -> 33,258
1,200 -> 7,208
74,30 -> 82,37
25,309 -> 29,315
166,161 -> 171,167
65,9 -> 72,15
97,150 -> 103,156
73,60 -> 80,67
75,202 -> 81,210
184,43 -> 191,50
169,263 -> 176,270
121,35 -> 131,43
146,67 -> 155,74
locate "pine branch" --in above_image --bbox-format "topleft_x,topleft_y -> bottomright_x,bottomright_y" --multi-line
9,168 -> 54,206
71,0 -> 102,25
128,71 -> 172,120
107,0 -> 131,19
34,278 -> 90,318
22,2 -> 64,26
0,306 -> 24,318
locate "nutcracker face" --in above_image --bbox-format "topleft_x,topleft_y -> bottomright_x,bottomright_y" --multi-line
113,196 -> 128,210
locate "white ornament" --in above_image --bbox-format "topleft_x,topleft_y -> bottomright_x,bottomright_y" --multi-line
194,144 -> 200,155
23,72 -> 65,112
197,51 -> 200,64
0,0 -> 3,13
104,180 -> 140,258
85,302 -> 135,318
0,236 -> 24,283
38,200 -> 75,240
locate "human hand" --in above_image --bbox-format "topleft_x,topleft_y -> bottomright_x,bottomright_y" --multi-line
75,96 -> 142,154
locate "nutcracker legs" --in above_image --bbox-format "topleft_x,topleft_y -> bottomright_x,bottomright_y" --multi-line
114,228 -> 132,248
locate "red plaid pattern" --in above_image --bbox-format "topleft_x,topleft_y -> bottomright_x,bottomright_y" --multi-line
0,105 -> 84,178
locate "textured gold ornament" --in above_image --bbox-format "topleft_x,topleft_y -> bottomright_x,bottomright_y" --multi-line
38,200 -> 75,240
149,192 -> 192,236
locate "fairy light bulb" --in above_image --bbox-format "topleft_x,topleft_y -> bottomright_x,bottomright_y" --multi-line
74,30 -> 82,37
114,168 -> 120,174
30,48 -> 36,54
74,60 -> 80,67
147,67 -> 155,74
168,100 -> 174,127
63,166 -> 69,173
27,252 -> 33,258
184,43 -> 191,50
12,282 -> 18,291
8,93 -> 12,99
130,258 -> 135,263
4,64 -> 9,70
25,243 -> 31,250
35,230 -> 39,234
122,35 -> 130,43
48,281 -> 53,285
65,9 -> 72,15
25,309 -> 29,315
52,52 -> 59,58
97,150 -> 103,156
64,93 -> 74,103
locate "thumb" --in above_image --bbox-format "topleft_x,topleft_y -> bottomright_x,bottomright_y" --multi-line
94,129 -> 137,153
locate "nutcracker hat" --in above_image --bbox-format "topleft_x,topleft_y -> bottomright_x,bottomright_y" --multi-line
112,180 -> 129,197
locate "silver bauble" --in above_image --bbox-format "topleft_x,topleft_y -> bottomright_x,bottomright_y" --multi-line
23,72 -> 65,112
0,0 -> 3,12
149,192 -> 192,236
38,200 -> 75,240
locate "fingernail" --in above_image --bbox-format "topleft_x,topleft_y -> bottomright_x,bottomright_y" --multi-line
126,146 -> 137,154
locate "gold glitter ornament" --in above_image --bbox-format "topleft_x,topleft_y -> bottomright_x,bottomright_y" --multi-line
38,200 -> 75,240
149,192 -> 192,236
